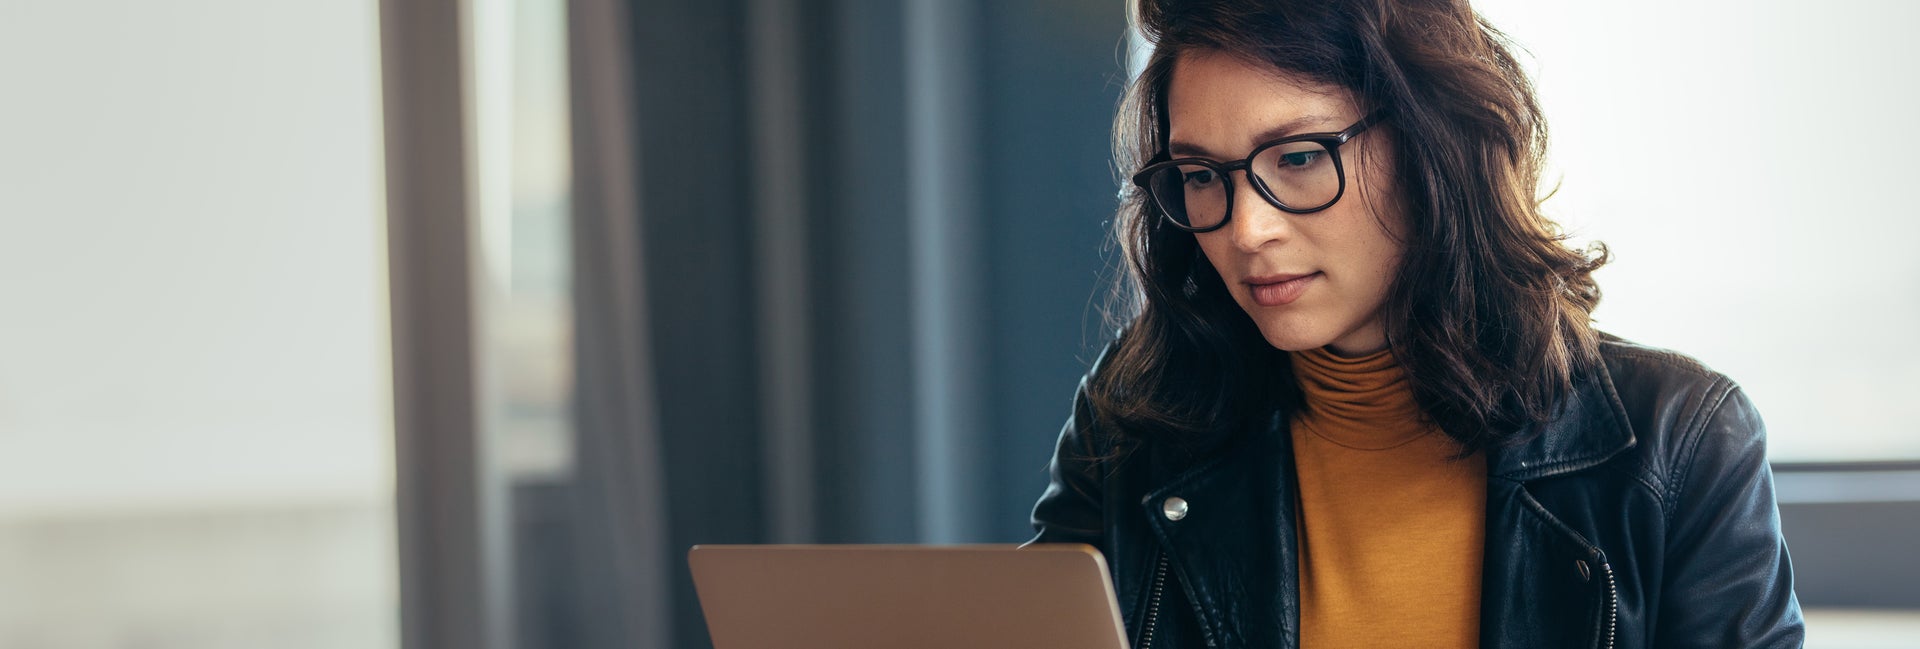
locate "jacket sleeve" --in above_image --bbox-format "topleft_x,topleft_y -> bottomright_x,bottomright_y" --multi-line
1655,384 -> 1805,648
1024,374 -> 1109,547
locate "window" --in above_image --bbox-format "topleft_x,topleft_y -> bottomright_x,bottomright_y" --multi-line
0,2 -> 395,646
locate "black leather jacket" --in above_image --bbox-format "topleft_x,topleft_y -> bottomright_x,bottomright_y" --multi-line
1027,334 -> 1805,648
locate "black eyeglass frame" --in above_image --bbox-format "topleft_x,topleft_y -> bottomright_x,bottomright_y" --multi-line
1131,109 -> 1388,233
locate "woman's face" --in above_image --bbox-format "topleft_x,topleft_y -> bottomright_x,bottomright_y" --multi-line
1165,50 -> 1407,356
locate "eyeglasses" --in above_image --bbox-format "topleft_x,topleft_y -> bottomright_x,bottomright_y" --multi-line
1131,110 -> 1386,232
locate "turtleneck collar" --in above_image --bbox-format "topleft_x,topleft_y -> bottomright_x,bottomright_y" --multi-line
1288,344 -> 1433,450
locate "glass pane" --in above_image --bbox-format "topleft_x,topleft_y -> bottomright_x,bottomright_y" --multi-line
1253,141 -> 1339,210
472,0 -> 575,484
0,2 -> 396,647
1153,164 -> 1227,229
468,0 -> 576,646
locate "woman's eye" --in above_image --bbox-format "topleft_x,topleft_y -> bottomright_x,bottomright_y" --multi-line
1279,151 -> 1322,168
1183,169 -> 1218,186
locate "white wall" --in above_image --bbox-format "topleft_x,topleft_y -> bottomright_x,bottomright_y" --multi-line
0,0 -> 395,646
1471,0 -> 1920,461
0,0 -> 392,514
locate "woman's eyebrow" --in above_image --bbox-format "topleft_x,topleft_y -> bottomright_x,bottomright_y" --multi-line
1168,114 -> 1342,158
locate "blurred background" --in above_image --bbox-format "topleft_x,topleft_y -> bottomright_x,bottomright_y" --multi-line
0,0 -> 1914,648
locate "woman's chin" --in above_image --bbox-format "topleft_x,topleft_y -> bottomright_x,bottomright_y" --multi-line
1251,321 -> 1334,353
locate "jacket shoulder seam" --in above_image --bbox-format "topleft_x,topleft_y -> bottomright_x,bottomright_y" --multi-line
1665,377 -> 1738,525
1603,347 -> 1719,381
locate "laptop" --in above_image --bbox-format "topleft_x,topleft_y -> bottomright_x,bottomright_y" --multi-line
689,543 -> 1131,649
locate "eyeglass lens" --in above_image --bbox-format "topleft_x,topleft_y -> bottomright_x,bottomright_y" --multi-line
1145,140 -> 1340,229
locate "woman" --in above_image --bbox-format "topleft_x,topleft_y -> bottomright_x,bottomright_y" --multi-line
1025,1 -> 1804,647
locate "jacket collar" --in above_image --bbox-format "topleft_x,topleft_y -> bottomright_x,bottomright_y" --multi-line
1484,354 -> 1637,481
1164,349 -> 1640,483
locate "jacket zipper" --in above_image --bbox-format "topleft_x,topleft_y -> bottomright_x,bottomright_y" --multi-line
1598,560 -> 1619,649
1139,552 -> 1169,649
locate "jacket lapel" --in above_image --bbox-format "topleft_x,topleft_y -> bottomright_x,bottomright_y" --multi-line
1480,360 -> 1637,648
1142,409 -> 1299,649
1485,360 -> 1637,481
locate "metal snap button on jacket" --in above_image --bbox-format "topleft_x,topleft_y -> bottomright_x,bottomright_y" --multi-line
1162,496 -> 1189,521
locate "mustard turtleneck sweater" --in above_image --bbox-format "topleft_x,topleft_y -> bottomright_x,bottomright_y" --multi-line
1289,345 -> 1486,648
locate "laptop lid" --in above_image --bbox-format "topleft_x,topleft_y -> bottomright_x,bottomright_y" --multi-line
688,543 -> 1130,649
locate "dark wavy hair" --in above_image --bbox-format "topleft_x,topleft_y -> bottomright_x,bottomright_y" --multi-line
1088,0 -> 1608,456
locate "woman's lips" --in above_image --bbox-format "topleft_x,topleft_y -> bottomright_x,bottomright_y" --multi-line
1247,272 -> 1320,307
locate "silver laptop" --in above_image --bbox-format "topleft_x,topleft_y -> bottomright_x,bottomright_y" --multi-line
689,543 -> 1130,649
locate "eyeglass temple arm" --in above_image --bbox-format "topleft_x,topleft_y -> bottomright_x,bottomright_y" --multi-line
1341,109 -> 1390,141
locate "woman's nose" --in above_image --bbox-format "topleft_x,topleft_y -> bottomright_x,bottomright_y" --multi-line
1225,171 -> 1292,252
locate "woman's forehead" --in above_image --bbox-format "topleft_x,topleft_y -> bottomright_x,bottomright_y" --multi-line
1165,51 -> 1355,157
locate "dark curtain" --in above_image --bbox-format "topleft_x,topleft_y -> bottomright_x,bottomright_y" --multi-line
555,1 -> 1127,648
